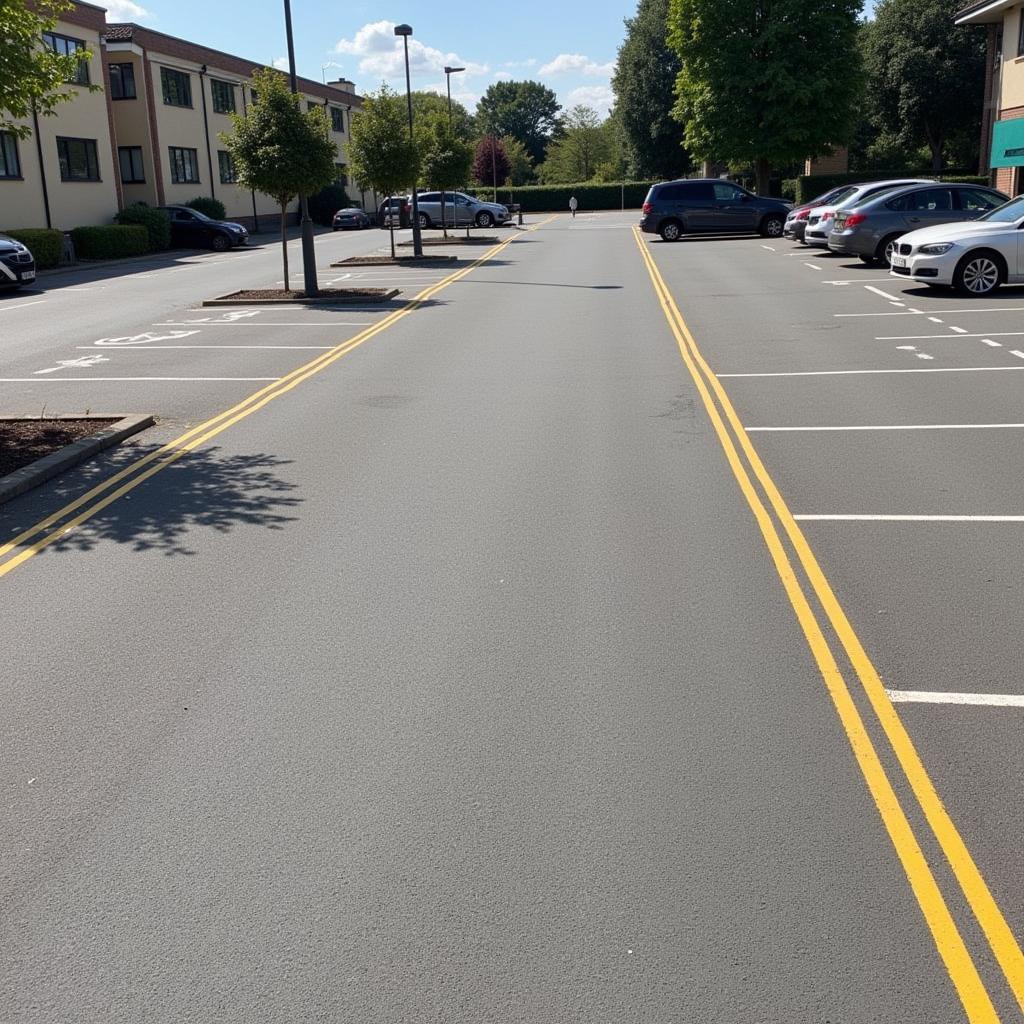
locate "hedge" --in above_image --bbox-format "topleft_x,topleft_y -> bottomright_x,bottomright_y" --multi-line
1,228 -> 63,269
115,203 -> 171,250
795,170 -> 991,204
70,224 -> 149,260
308,184 -> 351,226
185,195 -> 226,220
468,181 -> 658,212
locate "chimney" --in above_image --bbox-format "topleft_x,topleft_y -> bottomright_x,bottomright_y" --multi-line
328,78 -> 355,93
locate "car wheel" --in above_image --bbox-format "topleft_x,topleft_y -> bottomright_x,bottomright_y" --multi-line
858,254 -> 875,264
876,234 -> 902,267
659,219 -> 683,242
417,212 -> 431,229
760,215 -> 785,238
210,233 -> 230,252
953,250 -> 1004,296
476,211 -> 494,228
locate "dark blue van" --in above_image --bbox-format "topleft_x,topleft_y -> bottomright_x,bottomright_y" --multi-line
640,179 -> 790,242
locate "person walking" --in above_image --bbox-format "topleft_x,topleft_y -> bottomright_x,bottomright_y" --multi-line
569,195 -> 578,219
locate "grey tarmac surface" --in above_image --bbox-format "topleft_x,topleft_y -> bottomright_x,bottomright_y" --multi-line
0,213 -> 1020,1022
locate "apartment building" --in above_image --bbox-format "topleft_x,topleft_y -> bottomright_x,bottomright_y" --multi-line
1,0 -> 363,232
957,0 -> 1024,194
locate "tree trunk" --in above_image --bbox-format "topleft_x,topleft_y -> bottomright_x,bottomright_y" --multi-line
387,194 -> 395,259
755,157 -> 770,197
280,204 -> 289,293
930,141 -> 943,173
441,189 -> 448,239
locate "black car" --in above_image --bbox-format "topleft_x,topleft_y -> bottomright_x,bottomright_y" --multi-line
0,234 -> 37,290
640,179 -> 791,241
333,208 -> 370,230
157,205 -> 248,250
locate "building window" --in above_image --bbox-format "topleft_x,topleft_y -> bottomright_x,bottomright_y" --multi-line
1018,10 -> 1024,57
43,31 -> 90,85
331,106 -> 344,133
161,67 -> 192,107
211,79 -> 236,114
218,150 -> 238,184
109,62 -> 136,99
57,137 -> 100,181
168,146 -> 200,184
118,146 -> 145,183
0,132 -> 21,179
307,100 -> 318,113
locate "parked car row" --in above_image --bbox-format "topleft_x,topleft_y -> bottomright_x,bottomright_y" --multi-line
370,192 -> 512,231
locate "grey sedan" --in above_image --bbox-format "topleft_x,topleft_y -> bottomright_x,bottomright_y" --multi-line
827,183 -> 1008,265
413,191 -> 509,229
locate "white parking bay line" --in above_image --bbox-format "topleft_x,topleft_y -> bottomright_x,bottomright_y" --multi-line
0,300 -> 46,312
949,326 -> 968,334
0,376 -> 280,382
877,331 -> 1024,341
747,423 -> 1024,431
886,688 -> 1024,708
154,321 -> 376,327
865,285 -> 903,301
836,307 -> 1024,318
803,262 -> 822,271
795,514 -> 1024,522
1012,350 -> 1024,360
717,365 -> 1024,378
76,345 -> 333,351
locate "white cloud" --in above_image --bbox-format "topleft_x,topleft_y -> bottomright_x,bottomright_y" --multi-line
539,53 -> 614,77
502,58 -> 538,69
494,71 -> 511,80
272,56 -> 289,71
567,84 -> 615,114
334,21 -> 487,80
103,0 -> 151,20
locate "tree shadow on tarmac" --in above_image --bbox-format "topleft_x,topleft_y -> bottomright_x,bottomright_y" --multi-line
40,447 -> 302,557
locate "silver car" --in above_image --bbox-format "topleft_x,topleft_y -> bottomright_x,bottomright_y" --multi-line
803,178 -> 934,249
412,191 -> 510,229
828,182 -> 1008,265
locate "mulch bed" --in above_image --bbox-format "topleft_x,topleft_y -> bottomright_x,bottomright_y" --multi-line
204,287 -> 399,306
398,236 -> 499,247
331,255 -> 457,267
0,418 -> 115,478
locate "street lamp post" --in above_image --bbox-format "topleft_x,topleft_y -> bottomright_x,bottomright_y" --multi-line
282,0 -> 318,295
442,65 -> 464,232
394,24 -> 423,258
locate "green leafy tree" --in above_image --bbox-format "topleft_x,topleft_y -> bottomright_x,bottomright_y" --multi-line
863,0 -> 985,172
669,0 -> 862,195
613,0 -> 689,179
345,83 -> 421,258
411,90 -> 475,139
220,68 -> 336,290
538,105 -> 614,183
501,135 -> 535,186
476,80 -> 561,165
1,0 -> 99,138
420,116 -> 473,236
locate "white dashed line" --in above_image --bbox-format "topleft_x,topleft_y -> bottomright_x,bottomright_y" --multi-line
1011,350 -> 1024,360
864,285 -> 903,301
747,423 -> 1024,431
803,262 -> 821,271
982,339 -> 1002,347
928,317 -> 944,324
949,326 -> 968,334
886,689 -> 1024,708
795,514 -> 1024,522
717,366 -> 1024,378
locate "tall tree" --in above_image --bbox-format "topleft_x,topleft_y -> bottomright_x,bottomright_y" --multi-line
410,90 -> 475,140
345,84 -> 422,258
472,136 -> 511,198
221,68 -> 337,288
669,0 -> 863,195
613,0 -> 689,179
539,106 -> 614,183
420,116 -> 473,236
475,80 -> 561,165
1,0 -> 98,138
501,135 -> 535,186
863,0 -> 985,172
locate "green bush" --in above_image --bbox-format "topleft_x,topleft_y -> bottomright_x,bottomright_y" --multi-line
185,195 -> 226,220
70,224 -> 149,260
466,181 -> 659,212
795,170 -> 992,204
115,203 -> 171,250
308,184 -> 351,226
1,228 -> 63,269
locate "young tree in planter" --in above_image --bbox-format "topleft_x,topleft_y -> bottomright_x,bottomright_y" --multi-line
472,136 -> 511,200
347,84 -> 421,258
420,117 -> 473,238
220,68 -> 336,292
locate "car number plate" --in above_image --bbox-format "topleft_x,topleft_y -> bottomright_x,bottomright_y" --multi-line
890,255 -> 907,268
21,270 -> 35,281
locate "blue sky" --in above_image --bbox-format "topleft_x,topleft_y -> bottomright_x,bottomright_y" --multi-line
102,0 -> 637,114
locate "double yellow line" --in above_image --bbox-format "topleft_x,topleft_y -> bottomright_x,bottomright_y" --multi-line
633,227 -> 1023,1022
0,219 -> 554,580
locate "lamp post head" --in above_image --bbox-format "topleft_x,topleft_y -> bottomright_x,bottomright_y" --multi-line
393,23 -> 412,36
444,65 -> 465,75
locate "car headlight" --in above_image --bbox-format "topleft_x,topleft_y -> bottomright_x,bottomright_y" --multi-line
919,243 -> 954,255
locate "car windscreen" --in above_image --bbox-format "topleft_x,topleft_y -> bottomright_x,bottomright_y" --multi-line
816,186 -> 857,207
979,195 -> 1024,222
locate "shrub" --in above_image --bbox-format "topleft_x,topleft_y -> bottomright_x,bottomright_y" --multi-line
781,178 -> 799,202
1,228 -> 63,268
115,203 -> 171,250
70,224 -> 149,260
466,181 -> 659,212
185,195 -> 226,220
307,184 -> 351,226
795,170 -> 992,204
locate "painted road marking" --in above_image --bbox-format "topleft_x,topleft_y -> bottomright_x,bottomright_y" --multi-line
635,227 -> 1024,1020
982,339 -> 1002,347
761,244 -> 776,251
77,345 -> 334,351
880,331 -> 1024,340
887,689 -> 1024,708
718,366 -> 1024,378
796,514 -> 1024,522
0,376 -> 280,382
747,423 -> 1024,431
822,278 -> 894,284
803,262 -> 821,271
865,285 -> 903,301
950,326 -> 968,334
94,330 -> 200,347
154,321 -> 376,328
929,317 -> 945,324
837,307 -> 1024,317
35,354 -> 109,375
0,300 -> 46,312
1012,350 -> 1024,360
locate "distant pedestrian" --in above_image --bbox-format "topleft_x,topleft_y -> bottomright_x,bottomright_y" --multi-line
569,195 -> 578,219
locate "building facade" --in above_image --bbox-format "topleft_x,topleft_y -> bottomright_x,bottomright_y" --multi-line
1,0 -> 363,233
957,0 -> 1024,194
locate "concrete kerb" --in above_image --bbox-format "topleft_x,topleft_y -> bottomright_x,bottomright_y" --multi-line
398,236 -> 499,248
203,289 -> 400,306
331,255 -> 458,267
0,414 -> 155,505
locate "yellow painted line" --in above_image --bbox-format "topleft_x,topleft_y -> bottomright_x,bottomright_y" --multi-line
632,227 -> 1001,1022
0,221 -> 555,579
